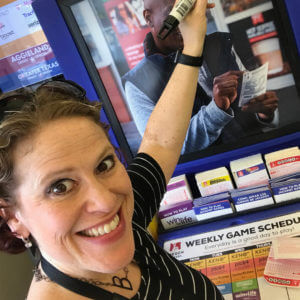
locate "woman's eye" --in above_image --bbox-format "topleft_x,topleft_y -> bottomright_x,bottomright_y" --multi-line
47,179 -> 74,195
97,156 -> 115,173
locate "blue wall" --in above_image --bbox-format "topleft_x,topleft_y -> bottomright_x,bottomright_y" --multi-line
285,0 -> 300,55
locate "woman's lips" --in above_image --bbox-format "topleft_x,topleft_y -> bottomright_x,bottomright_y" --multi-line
81,214 -> 120,237
76,209 -> 126,245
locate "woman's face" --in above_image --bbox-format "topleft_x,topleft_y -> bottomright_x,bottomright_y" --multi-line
11,117 -> 135,276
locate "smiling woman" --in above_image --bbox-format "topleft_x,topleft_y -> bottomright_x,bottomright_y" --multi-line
0,1 -> 225,299
11,116 -> 136,274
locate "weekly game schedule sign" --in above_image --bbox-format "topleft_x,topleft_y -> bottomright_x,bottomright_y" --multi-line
164,213 -> 300,300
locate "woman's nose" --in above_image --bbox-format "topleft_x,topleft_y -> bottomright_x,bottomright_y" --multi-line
83,179 -> 118,213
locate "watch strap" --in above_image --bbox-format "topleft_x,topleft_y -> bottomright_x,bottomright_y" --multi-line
174,50 -> 203,67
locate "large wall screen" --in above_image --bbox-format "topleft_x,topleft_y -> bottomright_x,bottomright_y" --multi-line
58,0 -> 300,160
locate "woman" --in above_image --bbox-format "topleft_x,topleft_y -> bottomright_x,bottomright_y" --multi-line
0,1 -> 223,299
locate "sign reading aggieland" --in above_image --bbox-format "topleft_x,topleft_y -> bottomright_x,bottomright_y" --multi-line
0,0 -> 61,92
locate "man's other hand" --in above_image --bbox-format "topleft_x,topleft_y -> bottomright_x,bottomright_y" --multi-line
213,71 -> 243,111
241,91 -> 279,122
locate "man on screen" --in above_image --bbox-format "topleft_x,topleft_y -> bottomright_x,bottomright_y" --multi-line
122,0 -> 279,154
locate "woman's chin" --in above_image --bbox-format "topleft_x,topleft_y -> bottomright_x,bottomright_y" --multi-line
110,252 -> 134,273
87,243 -> 135,274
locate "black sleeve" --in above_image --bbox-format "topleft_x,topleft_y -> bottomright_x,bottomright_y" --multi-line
127,152 -> 166,228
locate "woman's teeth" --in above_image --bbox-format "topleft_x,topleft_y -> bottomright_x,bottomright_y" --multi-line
83,215 -> 119,237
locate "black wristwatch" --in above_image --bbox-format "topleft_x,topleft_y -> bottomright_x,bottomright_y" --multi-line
174,50 -> 203,67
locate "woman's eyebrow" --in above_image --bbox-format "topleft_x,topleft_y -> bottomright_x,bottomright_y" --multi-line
38,167 -> 76,186
38,145 -> 113,186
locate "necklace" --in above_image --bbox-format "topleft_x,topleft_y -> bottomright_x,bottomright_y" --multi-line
33,266 -> 133,291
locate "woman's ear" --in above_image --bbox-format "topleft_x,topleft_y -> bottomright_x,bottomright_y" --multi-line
0,204 -> 30,239
143,9 -> 153,27
0,199 -> 9,221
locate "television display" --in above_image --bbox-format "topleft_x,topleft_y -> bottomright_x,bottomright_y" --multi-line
57,0 -> 300,162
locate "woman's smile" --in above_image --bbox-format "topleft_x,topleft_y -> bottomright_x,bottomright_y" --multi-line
76,209 -> 128,247
80,214 -> 120,237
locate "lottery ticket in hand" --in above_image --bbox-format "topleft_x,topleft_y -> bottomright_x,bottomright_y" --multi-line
238,62 -> 269,107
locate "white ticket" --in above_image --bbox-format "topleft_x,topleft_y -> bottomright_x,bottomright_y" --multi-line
238,62 -> 269,107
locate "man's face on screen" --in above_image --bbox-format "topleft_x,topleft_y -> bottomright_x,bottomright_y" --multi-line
144,0 -> 184,54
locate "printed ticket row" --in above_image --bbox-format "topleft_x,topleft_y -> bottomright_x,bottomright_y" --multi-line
162,147 -> 300,203
159,147 -> 300,230
159,174 -> 300,230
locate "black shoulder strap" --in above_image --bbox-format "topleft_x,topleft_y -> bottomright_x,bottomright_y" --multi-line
41,256 -> 128,300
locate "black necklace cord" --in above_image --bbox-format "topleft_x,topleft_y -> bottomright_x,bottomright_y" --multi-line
40,256 -> 128,300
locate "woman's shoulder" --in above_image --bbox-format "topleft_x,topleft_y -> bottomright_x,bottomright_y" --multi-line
128,152 -> 166,185
26,277 -> 90,300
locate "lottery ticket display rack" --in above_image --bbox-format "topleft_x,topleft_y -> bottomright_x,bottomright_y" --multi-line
158,129 -> 300,300
32,1 -> 300,299
163,127 -> 300,228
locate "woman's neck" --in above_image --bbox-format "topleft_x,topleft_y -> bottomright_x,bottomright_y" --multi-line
38,252 -> 141,298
